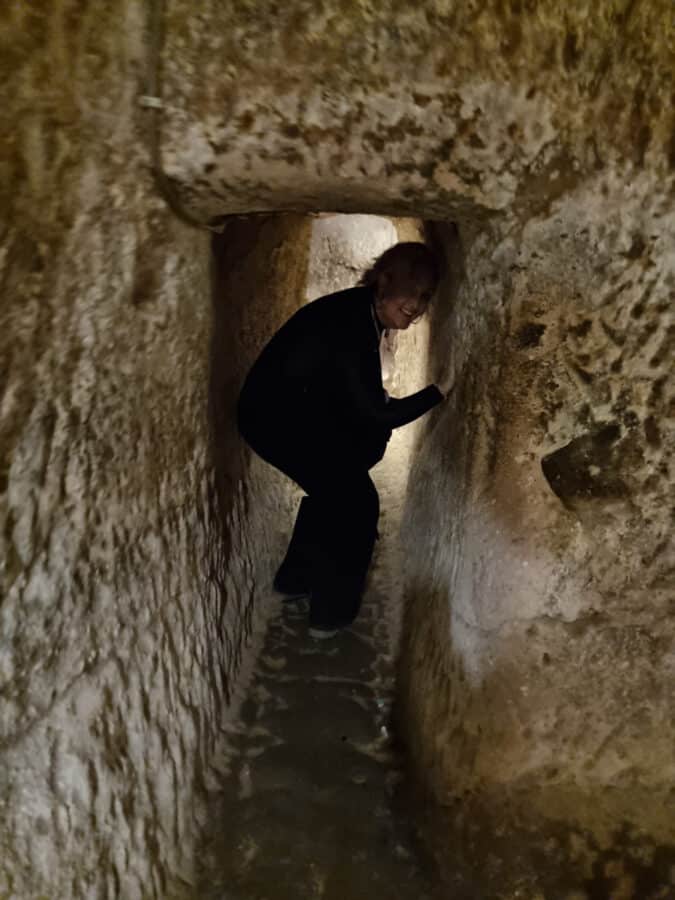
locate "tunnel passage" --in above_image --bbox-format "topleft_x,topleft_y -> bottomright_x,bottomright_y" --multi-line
2,1 -> 674,898
200,211 -> 444,899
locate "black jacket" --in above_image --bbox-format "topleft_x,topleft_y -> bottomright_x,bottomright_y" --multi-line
237,285 -> 443,468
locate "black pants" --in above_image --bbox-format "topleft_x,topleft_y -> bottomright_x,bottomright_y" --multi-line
240,423 -> 380,628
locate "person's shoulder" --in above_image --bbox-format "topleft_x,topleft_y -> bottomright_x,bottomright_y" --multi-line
269,286 -> 356,339
277,286 -> 372,349
306,284 -> 368,305
305,285 -> 372,323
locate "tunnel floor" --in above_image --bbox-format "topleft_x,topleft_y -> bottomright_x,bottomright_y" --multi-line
196,432 -> 441,899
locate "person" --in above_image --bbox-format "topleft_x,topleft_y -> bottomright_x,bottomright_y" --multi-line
237,242 -> 449,639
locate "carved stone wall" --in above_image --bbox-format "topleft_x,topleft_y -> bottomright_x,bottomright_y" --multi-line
399,206 -> 674,896
0,2 -> 309,895
2,0 -> 673,896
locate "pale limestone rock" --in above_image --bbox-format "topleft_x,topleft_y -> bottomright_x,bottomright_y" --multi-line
1,0 -> 673,896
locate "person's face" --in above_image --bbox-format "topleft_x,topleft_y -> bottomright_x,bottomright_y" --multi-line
375,270 -> 434,330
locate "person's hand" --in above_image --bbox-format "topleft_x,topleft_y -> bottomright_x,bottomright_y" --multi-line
435,373 -> 455,400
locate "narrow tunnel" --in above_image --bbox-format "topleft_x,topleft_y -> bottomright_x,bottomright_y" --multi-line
204,211 -> 443,898
1,3 -> 674,899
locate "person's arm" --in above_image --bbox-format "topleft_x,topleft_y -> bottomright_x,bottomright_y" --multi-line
336,347 -> 443,430
384,387 -> 444,427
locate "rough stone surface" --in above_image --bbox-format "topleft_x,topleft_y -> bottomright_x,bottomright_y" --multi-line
194,479 -> 436,900
154,2 -> 674,890
160,0 -> 674,224
0,3 -> 307,894
304,213 -> 397,300
3,0 -> 675,896
399,210 -> 674,896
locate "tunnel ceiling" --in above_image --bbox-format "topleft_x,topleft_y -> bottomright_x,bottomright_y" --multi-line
159,0 -> 674,225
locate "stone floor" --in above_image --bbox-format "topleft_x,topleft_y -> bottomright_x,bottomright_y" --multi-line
195,433 -> 442,900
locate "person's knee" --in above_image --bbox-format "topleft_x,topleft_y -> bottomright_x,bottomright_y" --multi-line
354,476 -> 379,530
318,472 -> 378,525
365,478 -> 380,518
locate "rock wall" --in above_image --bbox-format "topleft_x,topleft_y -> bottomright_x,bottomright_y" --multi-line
208,213 -> 313,684
0,2 -> 309,896
154,2 -> 673,892
304,213 -> 397,301
399,201 -> 674,896
3,0 -> 674,896
160,0 -> 673,225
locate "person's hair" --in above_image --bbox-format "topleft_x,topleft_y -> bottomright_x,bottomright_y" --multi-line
358,242 -> 441,294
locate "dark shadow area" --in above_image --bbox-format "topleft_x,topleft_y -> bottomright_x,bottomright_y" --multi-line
204,215 -> 311,705
402,791 -> 675,900
541,421 -> 627,508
